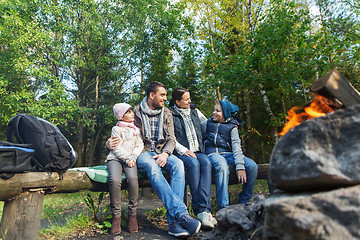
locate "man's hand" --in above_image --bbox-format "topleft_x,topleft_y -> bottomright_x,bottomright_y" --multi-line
152,152 -> 169,167
106,136 -> 121,150
236,169 -> 247,184
183,150 -> 197,158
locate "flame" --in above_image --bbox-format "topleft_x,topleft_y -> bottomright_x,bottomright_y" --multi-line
278,95 -> 335,136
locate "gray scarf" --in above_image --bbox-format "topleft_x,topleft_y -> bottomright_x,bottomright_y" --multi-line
174,106 -> 199,152
140,97 -> 164,141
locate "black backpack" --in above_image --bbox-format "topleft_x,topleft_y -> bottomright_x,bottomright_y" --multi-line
7,114 -> 78,178
0,140 -> 35,179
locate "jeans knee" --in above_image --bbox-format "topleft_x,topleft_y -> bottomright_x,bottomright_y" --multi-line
149,166 -> 162,179
246,159 -> 258,173
212,161 -> 228,176
188,158 -> 200,169
202,159 -> 212,170
173,163 -> 185,177
170,157 -> 185,175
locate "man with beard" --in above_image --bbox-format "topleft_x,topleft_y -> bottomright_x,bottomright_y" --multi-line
107,81 -> 201,238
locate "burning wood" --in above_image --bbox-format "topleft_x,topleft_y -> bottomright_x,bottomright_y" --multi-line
279,69 -> 360,136
278,95 -> 340,136
311,69 -> 360,108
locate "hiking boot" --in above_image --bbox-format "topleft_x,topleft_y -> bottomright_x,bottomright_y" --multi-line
208,212 -> 217,226
178,214 -> 201,236
196,211 -> 214,229
110,217 -> 121,235
168,222 -> 190,238
128,215 -> 138,233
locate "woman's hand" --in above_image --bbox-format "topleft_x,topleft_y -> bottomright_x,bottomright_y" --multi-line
184,150 -> 197,158
236,169 -> 247,184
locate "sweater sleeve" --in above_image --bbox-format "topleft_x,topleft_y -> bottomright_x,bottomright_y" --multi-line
196,109 -> 208,122
131,132 -> 144,161
110,126 -> 132,162
230,128 -> 245,170
175,140 -> 189,155
161,109 -> 177,154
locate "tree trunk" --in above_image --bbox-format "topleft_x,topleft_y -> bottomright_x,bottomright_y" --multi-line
87,121 -> 105,166
74,123 -> 85,167
0,190 -> 44,240
95,75 -> 99,110
243,88 -> 254,157
259,83 -> 279,143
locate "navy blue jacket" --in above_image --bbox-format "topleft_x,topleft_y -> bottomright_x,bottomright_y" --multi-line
204,117 -> 240,155
170,105 -> 203,154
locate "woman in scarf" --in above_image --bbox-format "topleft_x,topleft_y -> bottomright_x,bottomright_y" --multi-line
169,87 -> 217,229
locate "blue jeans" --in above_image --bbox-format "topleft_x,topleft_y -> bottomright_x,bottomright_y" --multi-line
209,153 -> 258,209
137,151 -> 188,224
177,153 -> 212,215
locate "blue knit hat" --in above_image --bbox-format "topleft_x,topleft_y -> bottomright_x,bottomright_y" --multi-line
219,100 -> 239,120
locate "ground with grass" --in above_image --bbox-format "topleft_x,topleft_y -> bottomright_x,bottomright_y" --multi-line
0,180 -> 270,239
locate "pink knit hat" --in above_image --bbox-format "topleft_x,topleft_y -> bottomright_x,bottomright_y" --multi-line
113,103 -> 132,120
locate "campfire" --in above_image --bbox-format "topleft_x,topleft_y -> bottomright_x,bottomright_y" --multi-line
279,69 -> 360,136
278,95 -> 340,136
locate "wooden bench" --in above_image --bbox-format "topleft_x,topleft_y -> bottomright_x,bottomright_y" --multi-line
0,163 -> 269,240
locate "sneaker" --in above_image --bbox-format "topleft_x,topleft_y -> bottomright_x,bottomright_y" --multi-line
178,214 -> 201,236
196,211 -> 214,229
207,212 -> 217,226
168,222 -> 190,238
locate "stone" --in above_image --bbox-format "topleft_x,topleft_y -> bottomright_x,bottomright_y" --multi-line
270,105 -> 360,192
202,195 -> 266,240
263,185 -> 360,240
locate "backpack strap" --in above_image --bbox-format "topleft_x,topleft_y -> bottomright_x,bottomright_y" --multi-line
0,140 -> 32,149
7,114 -> 23,143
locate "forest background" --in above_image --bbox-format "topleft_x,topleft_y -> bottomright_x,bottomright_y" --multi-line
1,0 -> 359,167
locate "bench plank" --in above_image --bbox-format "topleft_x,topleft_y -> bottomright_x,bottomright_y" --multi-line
0,164 -> 269,240
0,164 -> 269,201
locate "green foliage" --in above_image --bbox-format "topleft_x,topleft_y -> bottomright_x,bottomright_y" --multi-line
144,206 -> 167,220
84,192 -> 111,229
39,191 -> 110,239
1,0 -> 360,164
40,213 -> 94,240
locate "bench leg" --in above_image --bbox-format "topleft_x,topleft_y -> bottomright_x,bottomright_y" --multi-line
0,190 -> 44,240
141,187 -> 154,199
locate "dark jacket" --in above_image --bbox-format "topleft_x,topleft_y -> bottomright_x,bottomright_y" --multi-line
134,105 -> 176,154
170,105 -> 203,154
203,117 -> 240,155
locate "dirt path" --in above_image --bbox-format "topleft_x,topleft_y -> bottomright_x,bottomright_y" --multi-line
67,195 -> 205,240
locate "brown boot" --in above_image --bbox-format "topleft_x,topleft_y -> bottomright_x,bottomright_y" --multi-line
128,215 -> 138,233
110,217 -> 121,235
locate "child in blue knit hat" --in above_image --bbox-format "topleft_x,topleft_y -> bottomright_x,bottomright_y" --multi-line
202,100 -> 258,209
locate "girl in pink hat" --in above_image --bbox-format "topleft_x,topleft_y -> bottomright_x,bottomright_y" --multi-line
106,103 -> 144,234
